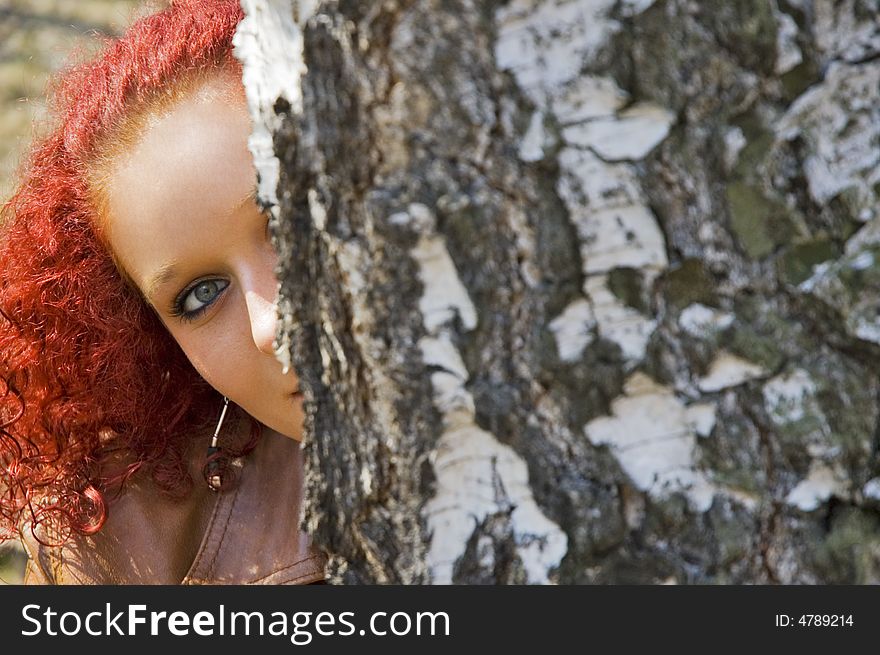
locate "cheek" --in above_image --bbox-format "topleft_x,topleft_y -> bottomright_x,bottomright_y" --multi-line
165,323 -> 253,400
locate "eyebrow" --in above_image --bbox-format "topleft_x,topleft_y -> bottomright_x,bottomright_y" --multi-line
144,260 -> 182,304
142,187 -> 258,304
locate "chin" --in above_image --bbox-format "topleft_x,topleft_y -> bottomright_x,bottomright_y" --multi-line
262,419 -> 303,441
251,395 -> 304,440
278,428 -> 303,442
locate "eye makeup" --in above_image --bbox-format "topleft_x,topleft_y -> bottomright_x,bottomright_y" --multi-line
169,277 -> 230,322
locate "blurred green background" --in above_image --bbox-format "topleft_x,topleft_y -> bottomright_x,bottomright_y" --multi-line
0,0 -> 148,584
0,0 -> 148,201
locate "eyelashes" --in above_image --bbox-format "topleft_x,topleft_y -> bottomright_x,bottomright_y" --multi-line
169,278 -> 230,322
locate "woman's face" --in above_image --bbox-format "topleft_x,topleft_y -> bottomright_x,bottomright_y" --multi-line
101,74 -> 304,439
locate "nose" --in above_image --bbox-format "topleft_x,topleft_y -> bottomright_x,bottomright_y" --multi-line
244,286 -> 279,356
241,238 -> 282,355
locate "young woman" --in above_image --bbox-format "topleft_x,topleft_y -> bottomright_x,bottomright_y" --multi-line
0,0 -> 325,584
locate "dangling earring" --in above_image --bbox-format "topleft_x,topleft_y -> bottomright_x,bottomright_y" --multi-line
203,396 -> 229,492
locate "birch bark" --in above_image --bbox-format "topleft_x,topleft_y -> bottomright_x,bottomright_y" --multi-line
236,0 -> 880,584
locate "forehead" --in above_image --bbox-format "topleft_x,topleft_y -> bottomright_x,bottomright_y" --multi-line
99,75 -> 255,292
104,77 -> 253,237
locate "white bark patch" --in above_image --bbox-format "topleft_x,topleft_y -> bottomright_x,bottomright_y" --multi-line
814,0 -> 880,64
585,275 -> 657,362
495,0 -> 619,102
495,1 -> 673,372
797,260 -> 840,294
854,315 -> 880,345
558,147 -> 644,212
307,187 -> 327,230
410,235 -> 478,333
697,352 -> 767,392
570,204 -> 670,274
404,207 -> 568,584
679,303 -> 735,338
774,5 -> 802,75
562,103 -> 675,161
234,0 -> 314,208
555,149 -> 667,365
841,304 -> 880,345
775,61 -> 880,215
519,110 -> 547,161
785,462 -> 848,511
686,402 -> 717,438
553,75 -> 628,124
762,368 -> 817,424
425,424 -> 569,584
849,250 -> 875,270
558,149 -> 668,275
583,372 -> 717,511
619,0 -> 657,16
722,126 -> 746,174
419,334 -> 469,380
863,478 -> 880,502
419,337 -> 474,432
548,298 -> 596,362
389,201 -> 437,232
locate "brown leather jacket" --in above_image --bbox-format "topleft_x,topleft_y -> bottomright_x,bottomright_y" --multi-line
19,416 -> 326,585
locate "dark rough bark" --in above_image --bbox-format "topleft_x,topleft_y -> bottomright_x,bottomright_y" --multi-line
238,0 -> 880,584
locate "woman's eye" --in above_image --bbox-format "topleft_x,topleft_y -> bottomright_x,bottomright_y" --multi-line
174,278 -> 230,319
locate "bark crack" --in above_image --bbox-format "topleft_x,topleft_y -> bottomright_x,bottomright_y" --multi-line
740,401 -> 781,584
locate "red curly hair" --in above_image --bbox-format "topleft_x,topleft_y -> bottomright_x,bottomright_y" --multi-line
0,0 -> 252,544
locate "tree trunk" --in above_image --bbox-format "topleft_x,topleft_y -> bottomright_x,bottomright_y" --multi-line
235,0 -> 880,584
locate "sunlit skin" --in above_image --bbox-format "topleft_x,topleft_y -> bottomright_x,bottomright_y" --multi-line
102,74 -> 304,440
